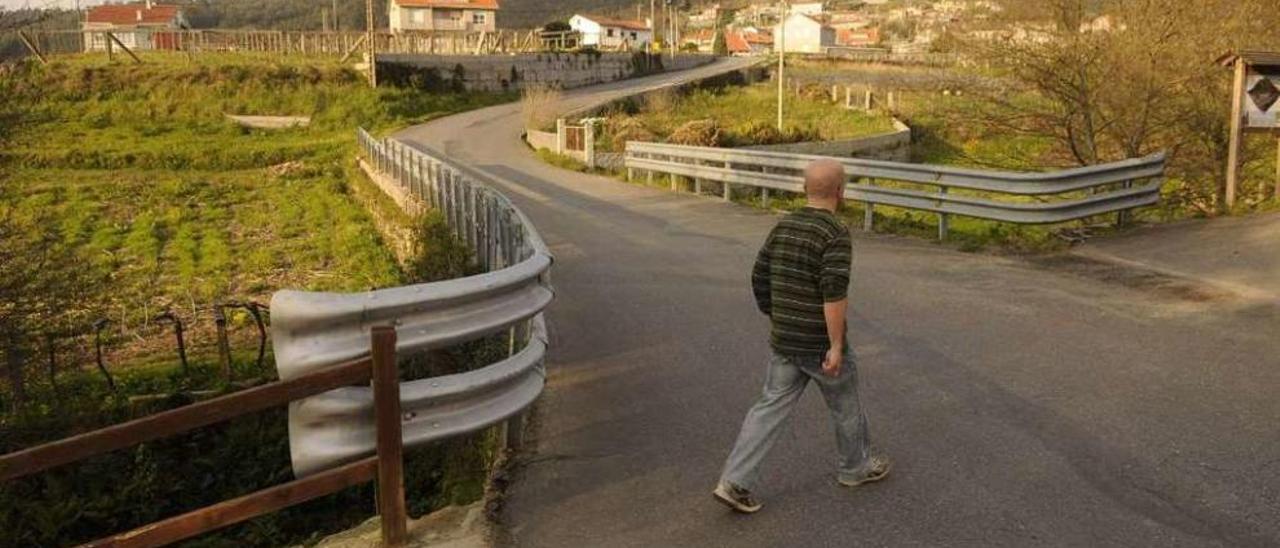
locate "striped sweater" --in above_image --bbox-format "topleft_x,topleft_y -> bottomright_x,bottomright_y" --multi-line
752,207 -> 852,356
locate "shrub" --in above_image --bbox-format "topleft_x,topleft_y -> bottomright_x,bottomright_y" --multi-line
608,116 -> 657,150
520,84 -> 562,132
668,119 -> 722,147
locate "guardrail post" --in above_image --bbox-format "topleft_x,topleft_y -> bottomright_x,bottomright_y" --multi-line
937,188 -> 950,241
1116,180 -> 1133,227
503,319 -> 530,451
762,188 -> 770,209
863,202 -> 875,232
371,326 -> 407,546
723,180 -> 731,202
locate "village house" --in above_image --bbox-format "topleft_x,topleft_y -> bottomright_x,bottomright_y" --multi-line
569,14 -> 652,50
741,29 -> 773,54
388,0 -> 499,33
687,3 -> 724,29
683,28 -> 717,51
774,12 -> 835,54
836,27 -> 880,47
82,1 -> 188,52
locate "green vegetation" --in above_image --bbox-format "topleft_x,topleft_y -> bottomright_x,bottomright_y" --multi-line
535,148 -> 592,172
597,83 -> 897,152
0,53 -> 516,546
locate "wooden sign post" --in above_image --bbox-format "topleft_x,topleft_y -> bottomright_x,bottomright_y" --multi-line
1218,51 -> 1280,208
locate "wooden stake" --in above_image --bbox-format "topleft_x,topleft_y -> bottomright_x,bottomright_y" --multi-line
1225,58 -> 1246,210
17,31 -> 47,64
371,326 -> 407,546
105,32 -> 142,64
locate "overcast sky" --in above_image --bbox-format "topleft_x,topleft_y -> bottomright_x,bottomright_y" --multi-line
1,0 -> 109,10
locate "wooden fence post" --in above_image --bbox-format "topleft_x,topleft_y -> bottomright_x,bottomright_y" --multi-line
371,326 -> 407,546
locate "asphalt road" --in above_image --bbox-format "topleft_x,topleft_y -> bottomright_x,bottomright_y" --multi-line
396,59 -> 1280,548
1078,213 -> 1280,304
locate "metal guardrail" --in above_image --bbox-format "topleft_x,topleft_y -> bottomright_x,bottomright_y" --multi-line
271,128 -> 553,477
624,141 -> 1166,239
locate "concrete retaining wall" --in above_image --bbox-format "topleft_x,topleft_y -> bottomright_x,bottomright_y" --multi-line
379,53 -> 716,92
526,129 -> 557,152
744,119 -> 911,161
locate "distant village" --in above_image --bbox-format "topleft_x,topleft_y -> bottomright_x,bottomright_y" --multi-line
68,0 -> 1112,57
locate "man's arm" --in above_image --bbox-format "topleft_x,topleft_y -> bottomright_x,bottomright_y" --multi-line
822,299 -> 847,375
819,228 -> 852,376
751,232 -> 773,316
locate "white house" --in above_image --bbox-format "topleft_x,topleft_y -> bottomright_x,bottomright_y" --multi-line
389,0 -> 499,33
569,14 -> 652,50
774,12 -> 835,54
82,2 -> 188,51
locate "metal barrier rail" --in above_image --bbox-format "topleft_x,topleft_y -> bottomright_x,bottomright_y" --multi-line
271,128 -> 553,477
625,141 -> 1166,238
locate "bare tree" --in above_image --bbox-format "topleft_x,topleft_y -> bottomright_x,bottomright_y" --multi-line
958,0 -> 1280,212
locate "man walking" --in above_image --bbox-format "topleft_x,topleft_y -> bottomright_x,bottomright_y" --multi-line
713,159 -> 890,514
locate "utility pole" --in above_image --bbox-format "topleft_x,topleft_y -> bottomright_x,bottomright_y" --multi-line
333,0 -> 340,30
650,0 -> 656,53
777,0 -> 787,131
366,0 -> 376,87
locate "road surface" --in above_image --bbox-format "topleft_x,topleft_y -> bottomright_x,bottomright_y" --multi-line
396,59 -> 1280,547
1078,213 -> 1280,304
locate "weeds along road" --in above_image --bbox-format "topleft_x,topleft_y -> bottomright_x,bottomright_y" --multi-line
395,58 -> 1280,547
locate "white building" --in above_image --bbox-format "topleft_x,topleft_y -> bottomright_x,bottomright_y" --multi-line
569,14 -> 652,50
82,2 -> 188,51
389,0 -> 499,33
774,12 -> 835,54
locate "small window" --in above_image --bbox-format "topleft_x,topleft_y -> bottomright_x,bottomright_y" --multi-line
631,32 -> 637,39
472,13 -> 486,24
607,28 -> 615,37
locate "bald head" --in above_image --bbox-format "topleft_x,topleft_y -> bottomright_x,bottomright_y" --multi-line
803,159 -> 846,201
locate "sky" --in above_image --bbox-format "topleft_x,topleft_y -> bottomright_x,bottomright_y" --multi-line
0,0 -> 110,10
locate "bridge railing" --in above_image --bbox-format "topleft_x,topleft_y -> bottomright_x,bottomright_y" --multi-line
624,141 -> 1166,239
271,128 -> 554,478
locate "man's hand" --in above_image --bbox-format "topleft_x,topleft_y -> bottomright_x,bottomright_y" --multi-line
822,345 -> 843,377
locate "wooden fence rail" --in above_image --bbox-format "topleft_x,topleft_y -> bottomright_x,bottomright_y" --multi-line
8,29 -> 596,61
0,326 -> 409,547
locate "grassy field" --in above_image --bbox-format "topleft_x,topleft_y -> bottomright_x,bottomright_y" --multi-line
1,53 -> 512,382
0,52 -> 516,547
595,82 -> 897,152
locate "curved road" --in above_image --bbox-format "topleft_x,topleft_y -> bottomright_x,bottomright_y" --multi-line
396,59 -> 1280,547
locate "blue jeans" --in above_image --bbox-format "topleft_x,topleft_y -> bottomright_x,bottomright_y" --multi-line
720,349 -> 872,490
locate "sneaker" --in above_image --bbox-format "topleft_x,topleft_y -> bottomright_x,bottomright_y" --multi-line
837,455 -> 892,487
713,481 -> 763,513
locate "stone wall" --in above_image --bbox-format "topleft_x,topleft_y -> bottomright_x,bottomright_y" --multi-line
743,118 -> 911,161
378,52 -> 716,92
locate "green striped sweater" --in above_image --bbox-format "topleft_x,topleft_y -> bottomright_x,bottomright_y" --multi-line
752,207 -> 851,356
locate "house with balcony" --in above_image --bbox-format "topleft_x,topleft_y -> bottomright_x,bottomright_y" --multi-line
389,0 -> 499,33
82,2 -> 188,51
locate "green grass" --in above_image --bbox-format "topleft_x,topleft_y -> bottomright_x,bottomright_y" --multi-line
0,53 -> 519,547
595,82 -> 897,152
1,54 -> 513,374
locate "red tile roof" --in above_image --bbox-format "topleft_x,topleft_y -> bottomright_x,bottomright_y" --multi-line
85,3 -> 182,26
836,27 -> 880,46
395,0 -> 500,9
725,31 -> 750,53
578,14 -> 650,31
